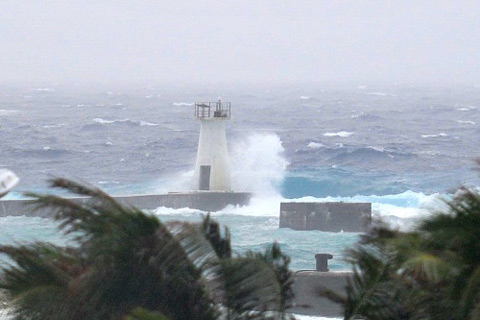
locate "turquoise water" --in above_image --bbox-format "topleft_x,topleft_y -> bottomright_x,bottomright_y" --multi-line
0,213 -> 359,271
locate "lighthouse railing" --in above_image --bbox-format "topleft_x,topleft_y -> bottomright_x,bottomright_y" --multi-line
195,101 -> 231,119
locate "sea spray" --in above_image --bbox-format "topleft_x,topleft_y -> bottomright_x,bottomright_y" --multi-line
230,133 -> 289,196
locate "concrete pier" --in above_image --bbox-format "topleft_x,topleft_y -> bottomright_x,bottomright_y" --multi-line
280,202 -> 371,232
0,191 -> 252,217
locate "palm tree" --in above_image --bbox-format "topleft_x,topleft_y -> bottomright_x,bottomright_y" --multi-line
321,187 -> 480,320
0,178 -> 295,320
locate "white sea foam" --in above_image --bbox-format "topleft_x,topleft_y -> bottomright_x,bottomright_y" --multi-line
323,131 -> 354,138
139,120 -> 159,126
93,118 -> 117,124
153,205 -> 202,216
0,109 -> 19,116
35,88 -> 55,92
93,118 -> 159,126
307,142 -> 326,149
421,132 -> 447,138
230,133 -> 289,197
366,92 -> 396,97
43,124 -> 65,128
173,102 -> 194,106
457,120 -> 476,125
367,146 -> 385,152
299,96 -> 311,100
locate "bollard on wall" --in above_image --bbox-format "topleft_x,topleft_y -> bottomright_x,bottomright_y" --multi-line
315,253 -> 333,272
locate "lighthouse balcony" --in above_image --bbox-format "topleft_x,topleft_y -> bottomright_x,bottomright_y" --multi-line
195,101 -> 231,119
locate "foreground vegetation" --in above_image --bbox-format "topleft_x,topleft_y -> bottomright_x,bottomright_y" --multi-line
323,186 -> 480,320
3,175 -> 480,320
0,178 -> 295,320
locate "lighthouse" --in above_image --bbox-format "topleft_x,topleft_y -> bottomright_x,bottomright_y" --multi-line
193,100 -> 232,191
0,100 -> 251,215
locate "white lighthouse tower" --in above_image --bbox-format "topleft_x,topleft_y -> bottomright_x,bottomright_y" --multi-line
193,100 -> 232,191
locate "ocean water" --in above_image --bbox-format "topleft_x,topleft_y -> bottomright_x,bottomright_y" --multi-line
0,83 -> 479,313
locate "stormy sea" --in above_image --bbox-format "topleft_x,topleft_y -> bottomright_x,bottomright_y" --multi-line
0,82 -> 479,319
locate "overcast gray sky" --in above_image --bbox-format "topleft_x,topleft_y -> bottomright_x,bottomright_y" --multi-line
1,1 -> 479,86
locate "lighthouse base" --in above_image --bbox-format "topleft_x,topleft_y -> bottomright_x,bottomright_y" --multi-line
0,192 -> 252,217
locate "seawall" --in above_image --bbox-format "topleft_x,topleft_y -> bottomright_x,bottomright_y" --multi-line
0,192 -> 252,217
280,202 -> 372,232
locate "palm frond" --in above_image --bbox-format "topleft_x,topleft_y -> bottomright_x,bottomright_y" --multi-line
201,214 -> 231,259
401,252 -> 450,284
460,266 -> 480,319
345,248 -> 396,319
221,257 -> 282,320
126,308 -> 170,320
2,178 -> 292,320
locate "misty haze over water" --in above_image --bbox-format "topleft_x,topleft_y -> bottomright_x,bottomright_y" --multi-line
1,1 -> 479,87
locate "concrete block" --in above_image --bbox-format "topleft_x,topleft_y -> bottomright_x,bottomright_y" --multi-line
280,202 -> 371,232
0,192 -> 252,217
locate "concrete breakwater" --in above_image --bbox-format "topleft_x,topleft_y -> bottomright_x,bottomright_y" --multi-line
280,202 -> 372,232
0,192 -> 252,217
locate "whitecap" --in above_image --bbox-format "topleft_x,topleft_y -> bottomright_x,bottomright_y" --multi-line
457,120 -> 476,125
93,118 -> 159,127
173,102 -> 194,106
98,181 -> 120,185
139,120 -> 159,126
299,96 -> 311,100
0,109 -> 19,115
153,206 -> 202,216
43,124 -> 65,128
367,146 -> 385,152
421,133 -> 447,138
323,131 -> 354,138
457,106 -> 477,111
93,118 -> 116,124
36,88 -> 55,92
42,146 -> 51,151
307,142 -> 326,149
